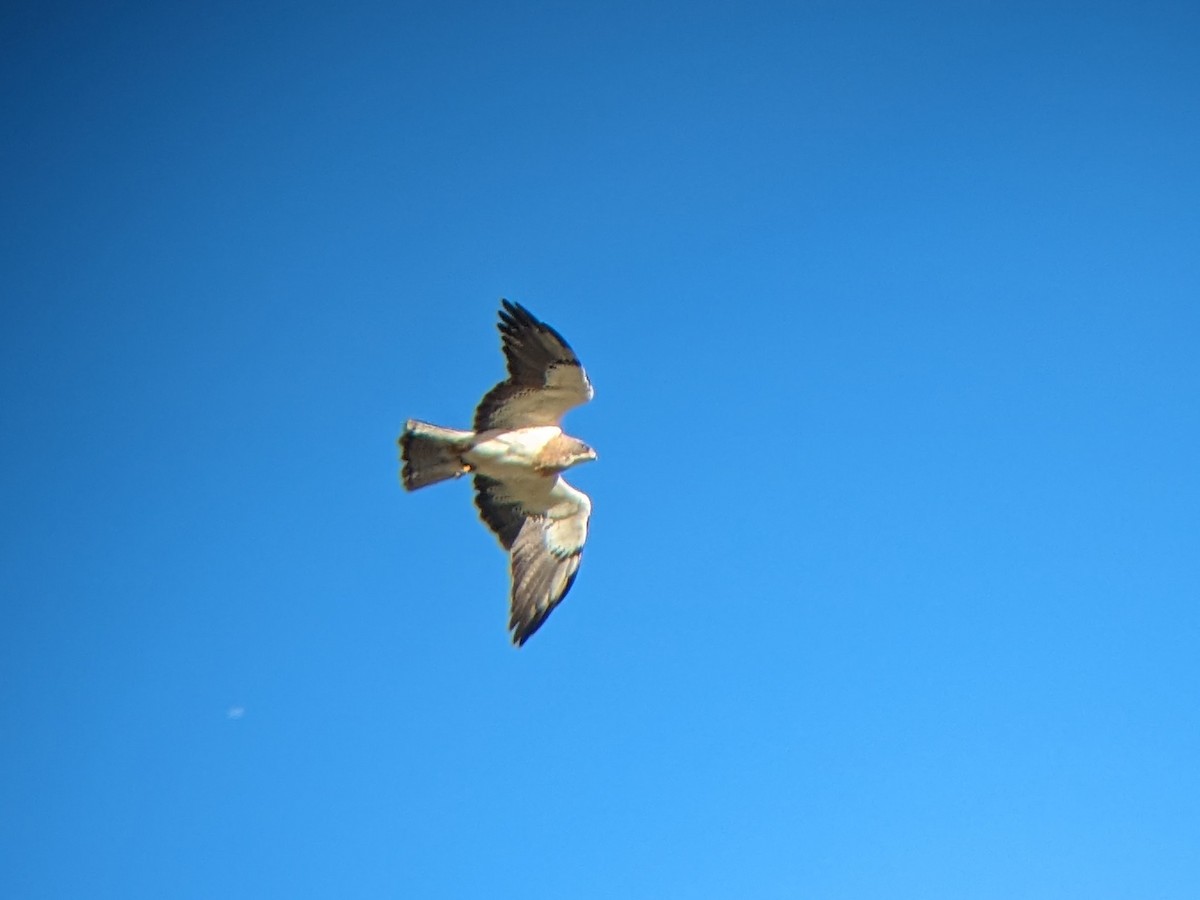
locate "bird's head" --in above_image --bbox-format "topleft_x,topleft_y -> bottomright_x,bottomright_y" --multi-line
570,442 -> 598,467
539,434 -> 598,474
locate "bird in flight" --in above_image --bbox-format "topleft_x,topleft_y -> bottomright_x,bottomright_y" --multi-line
399,301 -> 597,646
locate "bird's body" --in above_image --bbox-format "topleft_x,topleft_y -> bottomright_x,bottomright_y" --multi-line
398,301 -> 596,646
469,425 -> 573,475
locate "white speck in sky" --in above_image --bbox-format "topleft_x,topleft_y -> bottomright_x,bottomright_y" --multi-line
227,706 -> 245,720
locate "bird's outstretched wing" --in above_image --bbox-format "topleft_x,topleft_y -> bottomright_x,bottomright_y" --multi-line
473,474 -> 529,550
474,474 -> 591,646
474,300 -> 593,431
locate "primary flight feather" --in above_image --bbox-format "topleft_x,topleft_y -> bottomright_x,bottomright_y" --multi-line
398,300 -> 596,646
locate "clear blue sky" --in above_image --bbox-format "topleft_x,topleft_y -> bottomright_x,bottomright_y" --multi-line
2,2 -> 1198,897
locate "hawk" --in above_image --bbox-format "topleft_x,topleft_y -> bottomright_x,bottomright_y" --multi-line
398,300 -> 597,646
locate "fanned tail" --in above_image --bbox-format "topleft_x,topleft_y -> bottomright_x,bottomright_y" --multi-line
398,420 -> 476,490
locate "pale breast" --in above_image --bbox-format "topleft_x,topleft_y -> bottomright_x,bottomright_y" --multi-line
466,426 -> 562,476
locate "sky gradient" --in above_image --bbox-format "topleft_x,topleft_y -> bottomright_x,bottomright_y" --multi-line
2,2 -> 1199,897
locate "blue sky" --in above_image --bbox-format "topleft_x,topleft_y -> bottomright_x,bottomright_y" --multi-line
2,1 -> 1198,897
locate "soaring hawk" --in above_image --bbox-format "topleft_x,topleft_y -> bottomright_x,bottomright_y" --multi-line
398,301 -> 596,646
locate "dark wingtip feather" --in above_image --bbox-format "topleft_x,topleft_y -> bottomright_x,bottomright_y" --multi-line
499,298 -> 532,322
510,614 -> 543,647
506,551 -> 582,647
492,299 -> 580,389
497,298 -> 533,336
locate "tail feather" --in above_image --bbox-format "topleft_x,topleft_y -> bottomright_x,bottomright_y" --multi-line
399,419 -> 476,490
